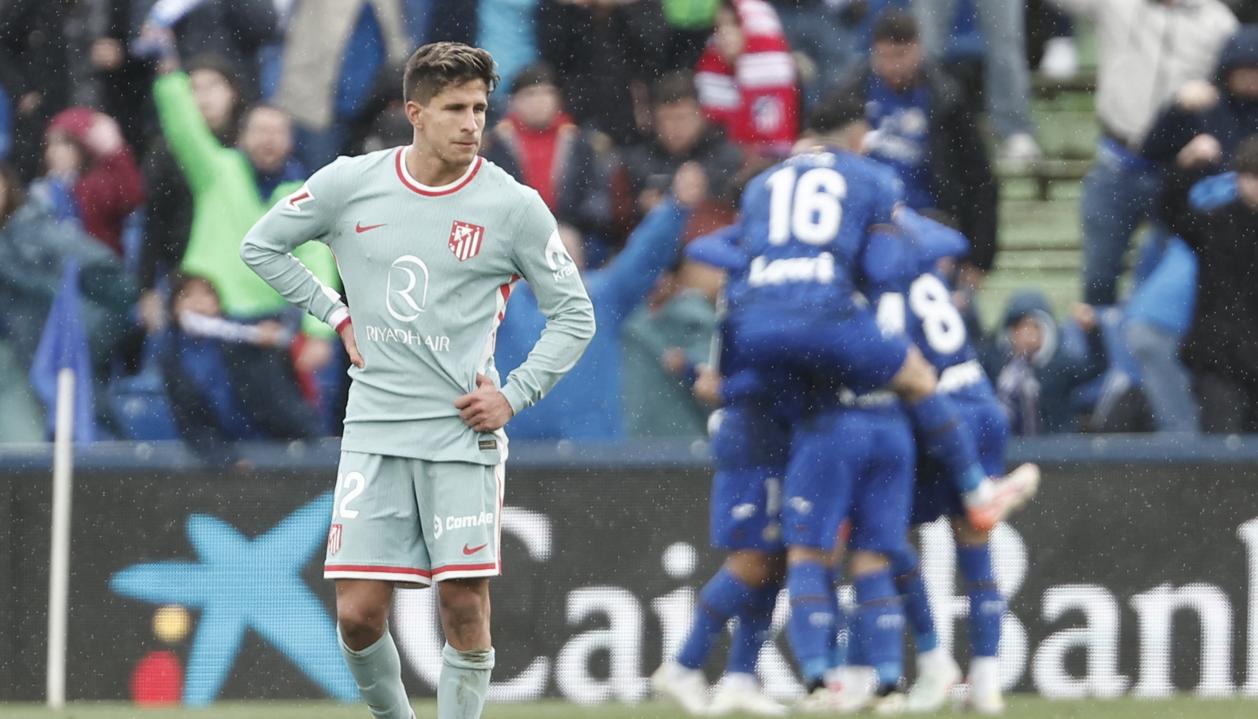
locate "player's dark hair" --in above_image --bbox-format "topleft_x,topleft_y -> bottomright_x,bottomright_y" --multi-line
806,93 -> 866,135
510,61 -> 558,96
1235,134 -> 1258,175
872,10 -> 919,45
0,162 -> 25,226
403,42 -> 499,104
651,71 -> 700,107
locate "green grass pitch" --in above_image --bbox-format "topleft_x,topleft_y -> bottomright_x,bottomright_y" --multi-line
2,698 -> 1256,719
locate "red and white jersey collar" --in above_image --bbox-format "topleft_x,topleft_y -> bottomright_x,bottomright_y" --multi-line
395,146 -> 483,197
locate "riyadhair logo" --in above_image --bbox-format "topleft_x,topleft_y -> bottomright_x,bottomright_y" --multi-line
545,230 -> 577,281
386,255 -> 431,322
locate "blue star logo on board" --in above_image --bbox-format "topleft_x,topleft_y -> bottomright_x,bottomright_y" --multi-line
110,492 -> 357,705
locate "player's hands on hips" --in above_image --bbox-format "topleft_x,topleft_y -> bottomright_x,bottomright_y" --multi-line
338,320 -> 365,368
454,373 -> 514,432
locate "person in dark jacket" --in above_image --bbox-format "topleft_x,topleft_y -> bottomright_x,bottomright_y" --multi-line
982,291 -> 1107,435
615,72 -> 747,240
480,62 -> 612,263
1144,25 -> 1258,175
537,0 -> 670,146
160,272 -> 295,465
1163,135 -> 1258,432
0,162 -> 136,379
831,10 -> 999,279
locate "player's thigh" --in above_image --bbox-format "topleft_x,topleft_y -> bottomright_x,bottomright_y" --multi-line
324,451 -> 432,586
732,311 -> 909,394
955,394 -> 1011,476
849,413 -> 915,554
710,403 -> 789,553
416,460 -> 502,583
782,409 -> 862,551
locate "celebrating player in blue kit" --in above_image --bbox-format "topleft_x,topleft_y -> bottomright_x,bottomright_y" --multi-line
885,223 -> 1031,715
722,95 -> 1029,537
651,227 -> 791,717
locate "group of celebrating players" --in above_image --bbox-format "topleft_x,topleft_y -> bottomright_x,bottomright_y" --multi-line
651,96 -> 1040,716
245,38 -> 1040,719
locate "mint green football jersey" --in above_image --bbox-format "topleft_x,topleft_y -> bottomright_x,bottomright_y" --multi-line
241,147 -> 596,465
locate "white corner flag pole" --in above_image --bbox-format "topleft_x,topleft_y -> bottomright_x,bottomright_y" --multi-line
46,367 -> 75,709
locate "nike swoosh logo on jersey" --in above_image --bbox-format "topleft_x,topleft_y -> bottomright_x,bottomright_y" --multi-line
462,543 -> 488,556
355,222 -> 386,234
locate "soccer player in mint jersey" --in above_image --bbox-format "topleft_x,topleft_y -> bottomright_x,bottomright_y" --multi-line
241,43 -> 594,719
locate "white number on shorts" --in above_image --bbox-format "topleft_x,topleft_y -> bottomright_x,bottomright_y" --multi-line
336,471 -> 366,519
909,274 -> 966,355
765,166 -> 847,246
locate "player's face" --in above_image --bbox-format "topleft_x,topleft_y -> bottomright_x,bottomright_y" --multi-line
190,68 -> 238,132
872,40 -> 923,92
411,79 -> 489,167
240,107 -> 294,174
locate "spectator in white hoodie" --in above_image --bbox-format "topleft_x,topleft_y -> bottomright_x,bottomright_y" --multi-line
1050,0 -> 1237,306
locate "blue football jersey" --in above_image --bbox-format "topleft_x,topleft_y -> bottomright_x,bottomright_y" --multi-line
726,147 -> 903,316
862,226 -> 983,382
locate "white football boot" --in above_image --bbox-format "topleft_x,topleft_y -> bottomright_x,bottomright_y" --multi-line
906,648 -> 962,713
651,660 -> 710,716
708,673 -> 787,716
966,657 -> 1005,715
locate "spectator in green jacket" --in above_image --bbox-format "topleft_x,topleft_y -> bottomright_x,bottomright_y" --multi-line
146,29 -> 342,440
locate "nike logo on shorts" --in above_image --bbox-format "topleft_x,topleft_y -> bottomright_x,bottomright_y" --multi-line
355,222 -> 386,234
463,543 -> 488,556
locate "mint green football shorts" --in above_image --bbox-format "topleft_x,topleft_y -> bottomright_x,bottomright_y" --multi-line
324,451 -> 503,587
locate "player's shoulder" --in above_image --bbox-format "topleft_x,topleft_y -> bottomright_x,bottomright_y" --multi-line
476,157 -> 550,214
305,148 -> 396,192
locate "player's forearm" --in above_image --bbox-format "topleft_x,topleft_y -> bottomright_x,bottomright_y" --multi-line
240,235 -> 348,329
501,298 -> 596,415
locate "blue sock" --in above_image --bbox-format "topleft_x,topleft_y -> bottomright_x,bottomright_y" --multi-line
726,579 -> 780,676
854,569 -> 905,691
826,568 -> 846,671
677,569 -> 754,670
888,547 -> 938,653
907,394 -> 986,494
958,544 -> 1003,657
786,561 -> 835,686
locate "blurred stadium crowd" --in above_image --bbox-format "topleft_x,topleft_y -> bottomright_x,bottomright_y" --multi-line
4,0 -> 1258,460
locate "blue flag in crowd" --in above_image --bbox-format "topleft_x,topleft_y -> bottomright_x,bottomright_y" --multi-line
30,259 -> 95,442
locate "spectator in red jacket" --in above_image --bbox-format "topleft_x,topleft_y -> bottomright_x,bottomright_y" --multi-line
33,107 -> 144,257
694,0 -> 800,156
480,62 -> 613,265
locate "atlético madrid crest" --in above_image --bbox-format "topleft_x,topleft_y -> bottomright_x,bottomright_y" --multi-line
448,220 -> 486,261
327,523 -> 342,556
